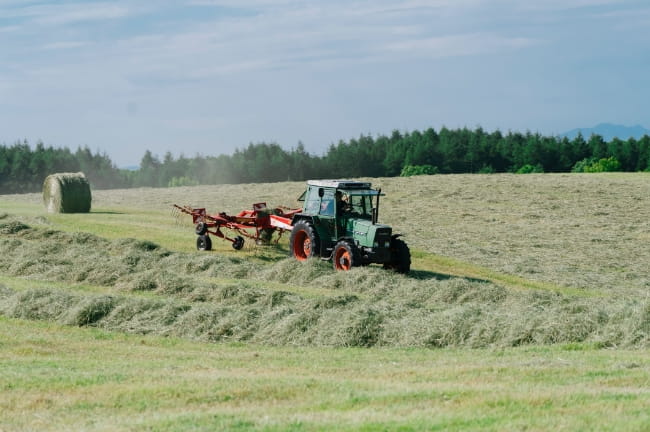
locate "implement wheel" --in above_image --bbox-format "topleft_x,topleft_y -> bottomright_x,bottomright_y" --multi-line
333,240 -> 358,271
196,235 -> 212,251
195,222 -> 208,235
290,220 -> 319,261
232,236 -> 245,250
383,238 -> 410,274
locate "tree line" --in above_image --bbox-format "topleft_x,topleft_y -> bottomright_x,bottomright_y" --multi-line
2,127 -> 650,194
0,141 -> 129,194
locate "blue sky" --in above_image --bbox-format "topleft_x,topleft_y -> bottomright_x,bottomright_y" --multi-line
1,0 -> 649,166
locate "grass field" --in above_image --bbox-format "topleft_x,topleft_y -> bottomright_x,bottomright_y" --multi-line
2,317 -> 650,431
1,173 -> 650,430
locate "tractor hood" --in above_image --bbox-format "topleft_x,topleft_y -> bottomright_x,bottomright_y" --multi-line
346,218 -> 392,248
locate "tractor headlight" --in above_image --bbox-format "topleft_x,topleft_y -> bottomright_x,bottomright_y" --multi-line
373,241 -> 379,248
384,241 -> 391,248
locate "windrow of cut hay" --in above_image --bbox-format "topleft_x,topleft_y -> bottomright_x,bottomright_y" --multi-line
42,172 -> 92,213
1,218 -> 649,348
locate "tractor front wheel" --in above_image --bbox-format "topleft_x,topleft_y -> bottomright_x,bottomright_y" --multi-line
290,220 -> 319,261
333,240 -> 359,271
383,238 -> 410,274
196,234 -> 212,251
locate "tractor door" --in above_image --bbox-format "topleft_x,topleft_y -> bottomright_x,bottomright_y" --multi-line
303,186 -> 321,215
316,188 -> 338,241
299,186 -> 338,253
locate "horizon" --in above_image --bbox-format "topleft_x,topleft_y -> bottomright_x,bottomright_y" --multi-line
2,1 -> 649,166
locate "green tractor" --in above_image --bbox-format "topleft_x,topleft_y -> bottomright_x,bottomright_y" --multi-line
289,180 -> 410,273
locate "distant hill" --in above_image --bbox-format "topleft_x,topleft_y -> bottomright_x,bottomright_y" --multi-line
561,123 -> 650,141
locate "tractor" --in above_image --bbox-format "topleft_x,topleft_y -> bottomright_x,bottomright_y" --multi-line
289,180 -> 411,273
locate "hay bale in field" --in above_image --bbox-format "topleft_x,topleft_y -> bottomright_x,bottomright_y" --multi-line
42,172 -> 92,213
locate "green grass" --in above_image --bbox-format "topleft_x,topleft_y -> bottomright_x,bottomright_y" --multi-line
411,251 -> 603,297
2,316 -> 650,431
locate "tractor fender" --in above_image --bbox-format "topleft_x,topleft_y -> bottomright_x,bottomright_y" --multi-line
290,214 -> 314,226
391,233 -> 404,240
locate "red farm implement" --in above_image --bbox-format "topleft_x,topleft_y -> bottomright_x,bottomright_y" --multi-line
173,203 -> 301,251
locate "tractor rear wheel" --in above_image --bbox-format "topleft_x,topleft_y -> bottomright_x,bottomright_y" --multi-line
196,234 -> 212,251
383,238 -> 410,274
333,240 -> 359,271
290,220 -> 319,261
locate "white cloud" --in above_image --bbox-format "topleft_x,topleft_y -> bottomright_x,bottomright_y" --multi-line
3,0 -> 521,80
0,0 -> 38,5
384,33 -> 535,58
0,25 -> 20,32
0,2 -> 131,26
0,0 -> 549,90
33,4 -> 130,25
41,41 -> 91,50
186,0 -> 301,7
518,0 -> 627,10
186,60 -> 273,78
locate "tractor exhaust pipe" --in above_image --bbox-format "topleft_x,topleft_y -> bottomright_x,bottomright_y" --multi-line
372,188 -> 381,224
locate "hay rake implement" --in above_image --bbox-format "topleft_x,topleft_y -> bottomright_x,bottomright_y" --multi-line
173,203 -> 301,251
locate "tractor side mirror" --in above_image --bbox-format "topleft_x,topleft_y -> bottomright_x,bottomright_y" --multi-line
318,188 -> 324,198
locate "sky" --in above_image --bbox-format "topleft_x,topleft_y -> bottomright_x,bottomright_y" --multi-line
1,0 -> 649,167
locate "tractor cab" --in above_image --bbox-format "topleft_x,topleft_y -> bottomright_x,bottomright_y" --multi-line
299,180 -> 380,234
299,180 -> 373,212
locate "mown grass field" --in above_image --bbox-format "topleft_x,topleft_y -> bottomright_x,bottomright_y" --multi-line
1,173 -> 650,431
2,317 -> 650,431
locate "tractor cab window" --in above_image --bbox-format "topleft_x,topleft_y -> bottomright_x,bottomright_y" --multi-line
349,194 -> 372,218
304,187 -> 321,214
319,189 -> 335,216
350,195 -> 372,218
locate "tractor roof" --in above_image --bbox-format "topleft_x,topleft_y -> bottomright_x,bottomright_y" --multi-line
307,180 -> 372,189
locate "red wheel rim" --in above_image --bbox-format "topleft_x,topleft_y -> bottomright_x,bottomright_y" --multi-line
303,238 -> 312,256
334,248 -> 352,270
293,230 -> 309,261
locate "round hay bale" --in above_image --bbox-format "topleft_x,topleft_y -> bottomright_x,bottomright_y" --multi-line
43,172 -> 92,213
